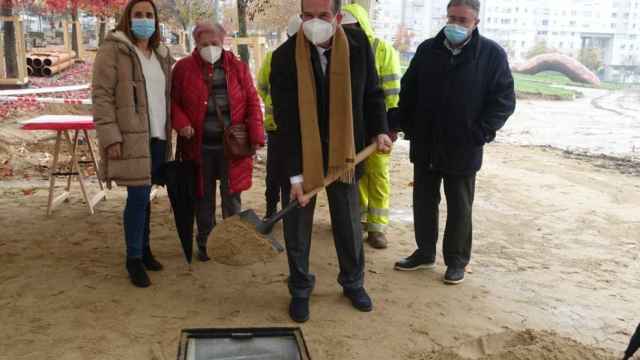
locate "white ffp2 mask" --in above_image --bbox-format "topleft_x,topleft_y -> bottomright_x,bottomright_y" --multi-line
199,45 -> 222,64
302,18 -> 335,45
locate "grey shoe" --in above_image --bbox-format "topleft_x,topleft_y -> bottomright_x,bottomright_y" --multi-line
366,232 -> 388,249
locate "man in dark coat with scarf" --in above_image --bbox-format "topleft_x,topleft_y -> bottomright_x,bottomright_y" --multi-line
394,0 -> 516,285
270,0 -> 391,323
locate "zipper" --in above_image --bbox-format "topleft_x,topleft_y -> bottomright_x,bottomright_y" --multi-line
132,83 -> 138,112
128,46 -> 154,173
130,48 -> 150,128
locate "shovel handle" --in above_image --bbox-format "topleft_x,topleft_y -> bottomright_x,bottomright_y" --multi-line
301,143 -> 378,203
260,143 -> 379,231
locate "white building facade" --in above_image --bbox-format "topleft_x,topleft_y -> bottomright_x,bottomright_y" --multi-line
370,0 -> 640,81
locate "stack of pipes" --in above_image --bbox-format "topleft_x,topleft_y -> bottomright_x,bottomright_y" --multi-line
26,50 -> 76,77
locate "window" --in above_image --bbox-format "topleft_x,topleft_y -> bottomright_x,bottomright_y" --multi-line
542,19 -> 549,26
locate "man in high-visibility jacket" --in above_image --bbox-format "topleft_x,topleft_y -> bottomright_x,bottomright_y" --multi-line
342,3 -> 401,249
257,15 -> 303,219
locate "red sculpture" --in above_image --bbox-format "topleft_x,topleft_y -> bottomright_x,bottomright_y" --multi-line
512,53 -> 601,87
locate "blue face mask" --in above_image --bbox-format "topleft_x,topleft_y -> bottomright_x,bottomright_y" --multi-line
131,18 -> 156,40
444,24 -> 470,45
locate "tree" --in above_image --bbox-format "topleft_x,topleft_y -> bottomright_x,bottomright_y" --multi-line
236,0 -> 284,64
578,47 -> 603,72
44,0 -> 84,54
526,40 -> 555,59
83,0 -> 127,45
158,0 -> 213,52
1,0 -> 20,78
236,0 -> 250,63
248,0 -> 299,38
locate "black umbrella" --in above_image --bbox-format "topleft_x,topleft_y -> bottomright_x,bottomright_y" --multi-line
158,158 -> 197,264
624,322 -> 640,360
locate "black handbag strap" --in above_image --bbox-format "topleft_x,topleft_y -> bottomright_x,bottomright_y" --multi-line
201,64 -> 227,128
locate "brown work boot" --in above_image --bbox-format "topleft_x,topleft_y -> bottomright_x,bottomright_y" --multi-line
366,232 -> 388,249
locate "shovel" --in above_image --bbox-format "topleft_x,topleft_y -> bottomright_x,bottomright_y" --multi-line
624,322 -> 640,360
229,143 -> 379,252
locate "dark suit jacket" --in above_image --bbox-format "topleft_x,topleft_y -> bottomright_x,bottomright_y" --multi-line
270,28 -> 388,180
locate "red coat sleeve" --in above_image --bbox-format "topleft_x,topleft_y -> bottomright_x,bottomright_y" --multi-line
239,62 -> 265,146
171,61 -> 191,131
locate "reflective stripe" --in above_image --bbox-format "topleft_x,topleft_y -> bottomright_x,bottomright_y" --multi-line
384,88 -> 400,96
368,207 -> 389,217
367,223 -> 386,233
380,74 -> 400,82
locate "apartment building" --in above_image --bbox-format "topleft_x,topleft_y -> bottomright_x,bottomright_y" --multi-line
371,0 -> 640,81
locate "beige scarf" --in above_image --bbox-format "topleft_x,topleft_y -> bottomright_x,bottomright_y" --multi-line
295,25 -> 355,193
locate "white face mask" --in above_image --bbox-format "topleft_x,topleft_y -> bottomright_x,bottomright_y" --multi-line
199,45 -> 222,64
302,18 -> 335,45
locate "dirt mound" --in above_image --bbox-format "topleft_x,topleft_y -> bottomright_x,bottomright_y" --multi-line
208,215 -> 280,266
422,330 -> 617,360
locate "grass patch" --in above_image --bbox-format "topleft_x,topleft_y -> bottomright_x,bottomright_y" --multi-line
515,77 -> 578,100
514,71 -> 625,91
514,72 -> 581,100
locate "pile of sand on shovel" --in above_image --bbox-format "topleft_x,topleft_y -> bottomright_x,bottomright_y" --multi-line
421,329 -> 617,360
208,215 -> 280,266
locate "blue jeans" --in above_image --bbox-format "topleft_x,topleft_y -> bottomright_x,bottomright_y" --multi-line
123,139 -> 166,259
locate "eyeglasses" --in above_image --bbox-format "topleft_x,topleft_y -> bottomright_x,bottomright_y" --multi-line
446,15 -> 475,27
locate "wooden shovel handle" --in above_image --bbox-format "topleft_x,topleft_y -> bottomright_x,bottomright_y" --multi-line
258,143 -> 380,232
301,143 -> 378,202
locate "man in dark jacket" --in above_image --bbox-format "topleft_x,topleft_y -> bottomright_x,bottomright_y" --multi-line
271,0 -> 391,322
394,0 -> 516,285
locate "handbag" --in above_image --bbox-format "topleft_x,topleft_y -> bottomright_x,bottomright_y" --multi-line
224,123 -> 255,159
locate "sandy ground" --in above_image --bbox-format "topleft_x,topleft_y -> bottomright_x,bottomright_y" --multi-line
1,136 -> 639,359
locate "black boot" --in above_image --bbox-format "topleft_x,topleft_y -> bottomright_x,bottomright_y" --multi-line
126,258 -> 151,288
142,246 -> 163,271
197,245 -> 211,262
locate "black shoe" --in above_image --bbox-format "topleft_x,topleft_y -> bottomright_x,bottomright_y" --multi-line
444,267 -> 465,285
289,297 -> 309,323
142,247 -> 163,271
126,258 -> 151,288
343,288 -> 373,312
394,251 -> 436,271
197,246 -> 211,262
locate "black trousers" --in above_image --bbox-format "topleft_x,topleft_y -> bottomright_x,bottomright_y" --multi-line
413,164 -> 476,269
265,132 -> 284,211
282,181 -> 365,299
196,147 -> 241,246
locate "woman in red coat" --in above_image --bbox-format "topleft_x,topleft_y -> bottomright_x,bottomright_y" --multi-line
171,22 -> 265,261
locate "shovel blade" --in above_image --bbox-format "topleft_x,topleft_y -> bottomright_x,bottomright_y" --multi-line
238,210 -> 285,252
